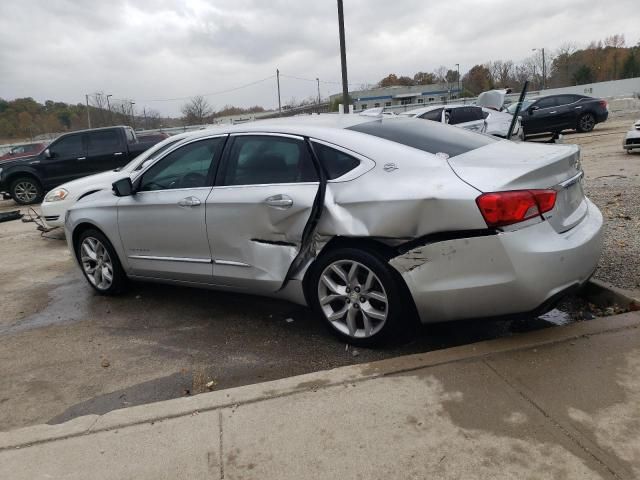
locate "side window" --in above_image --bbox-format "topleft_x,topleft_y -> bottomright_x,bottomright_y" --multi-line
420,108 -> 443,122
312,142 -> 360,180
51,134 -> 84,158
448,107 -> 483,125
534,97 -> 558,109
139,137 -> 223,192
126,129 -> 136,144
556,95 -> 578,106
87,130 -> 121,155
221,136 -> 317,186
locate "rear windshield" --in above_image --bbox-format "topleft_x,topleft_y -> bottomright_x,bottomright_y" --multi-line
347,117 -> 497,157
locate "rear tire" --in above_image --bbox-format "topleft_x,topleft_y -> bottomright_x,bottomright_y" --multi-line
577,113 -> 596,133
10,176 -> 43,205
75,229 -> 127,295
309,247 -> 410,346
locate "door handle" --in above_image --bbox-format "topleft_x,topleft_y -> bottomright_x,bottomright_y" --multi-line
114,152 -> 123,156
178,196 -> 201,207
575,106 -> 582,109
549,111 -> 557,114
264,194 -> 293,209
77,157 -> 86,160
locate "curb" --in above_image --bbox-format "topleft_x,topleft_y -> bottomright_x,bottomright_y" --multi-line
2,310 -> 639,452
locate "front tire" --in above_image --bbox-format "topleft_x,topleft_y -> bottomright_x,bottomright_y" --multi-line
10,176 -> 43,205
309,247 -> 409,346
577,113 -> 596,133
75,229 -> 126,295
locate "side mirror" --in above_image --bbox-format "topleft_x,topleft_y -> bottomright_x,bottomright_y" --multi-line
44,148 -> 52,158
528,106 -> 539,114
112,177 -> 134,197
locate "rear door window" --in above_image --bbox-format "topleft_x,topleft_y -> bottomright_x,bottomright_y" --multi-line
556,95 -> 580,106
87,130 -> 121,155
220,136 -> 318,186
311,142 -> 360,180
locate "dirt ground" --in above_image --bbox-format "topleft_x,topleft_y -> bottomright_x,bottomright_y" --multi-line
0,112 -> 638,432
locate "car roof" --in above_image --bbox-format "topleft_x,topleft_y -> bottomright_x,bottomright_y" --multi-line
400,104 -> 479,117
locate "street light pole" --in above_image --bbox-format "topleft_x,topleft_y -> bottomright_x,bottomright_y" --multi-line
85,94 -> 91,129
337,0 -> 349,113
316,77 -> 321,111
455,63 -> 460,97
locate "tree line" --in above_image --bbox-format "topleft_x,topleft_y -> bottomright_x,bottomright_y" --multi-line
373,34 -> 639,96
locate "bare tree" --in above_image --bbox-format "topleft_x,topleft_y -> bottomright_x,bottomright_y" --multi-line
145,109 -> 162,129
181,95 -> 213,124
433,66 -> 448,84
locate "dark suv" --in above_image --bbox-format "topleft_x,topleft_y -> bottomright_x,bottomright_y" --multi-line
509,94 -> 608,137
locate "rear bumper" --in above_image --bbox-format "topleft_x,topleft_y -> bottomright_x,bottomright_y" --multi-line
393,199 -> 604,324
596,110 -> 609,123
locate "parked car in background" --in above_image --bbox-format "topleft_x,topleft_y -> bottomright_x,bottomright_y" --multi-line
65,115 -> 602,346
40,132 -> 194,227
623,120 -> 640,153
0,126 -> 163,205
400,104 -> 523,139
506,94 -> 608,137
0,142 -> 47,162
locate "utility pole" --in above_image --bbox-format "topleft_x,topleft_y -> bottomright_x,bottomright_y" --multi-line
106,94 -> 113,124
337,0 -> 349,113
276,69 -> 282,116
85,94 -> 91,129
316,77 -> 321,113
130,101 -> 136,129
542,47 -> 546,89
143,107 -> 148,130
455,63 -> 460,97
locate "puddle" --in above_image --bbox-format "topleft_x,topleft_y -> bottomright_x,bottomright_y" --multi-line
0,273 -> 92,335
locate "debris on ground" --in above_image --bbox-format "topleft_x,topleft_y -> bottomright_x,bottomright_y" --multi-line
101,359 -> 110,368
0,210 -> 23,223
205,380 -> 217,390
351,349 -> 360,358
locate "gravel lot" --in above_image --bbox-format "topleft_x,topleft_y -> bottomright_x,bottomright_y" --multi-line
0,111 -> 638,432
570,112 -> 640,295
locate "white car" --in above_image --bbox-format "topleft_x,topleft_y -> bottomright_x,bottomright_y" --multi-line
399,104 -> 523,139
40,133 -> 194,227
623,120 -> 640,153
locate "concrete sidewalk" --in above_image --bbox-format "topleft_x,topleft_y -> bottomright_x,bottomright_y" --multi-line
2,312 -> 640,479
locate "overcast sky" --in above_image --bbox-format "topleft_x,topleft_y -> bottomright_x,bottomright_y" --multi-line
1,0 -> 638,116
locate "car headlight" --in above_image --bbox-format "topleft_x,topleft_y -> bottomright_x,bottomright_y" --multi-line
44,188 -> 69,202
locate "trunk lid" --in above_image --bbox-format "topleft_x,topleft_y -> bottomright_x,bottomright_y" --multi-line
448,140 -> 586,232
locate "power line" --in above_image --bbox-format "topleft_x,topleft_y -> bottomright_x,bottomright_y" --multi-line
137,74 -> 276,103
279,73 -> 365,87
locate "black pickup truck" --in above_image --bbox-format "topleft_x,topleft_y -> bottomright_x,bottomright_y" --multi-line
0,126 -> 161,204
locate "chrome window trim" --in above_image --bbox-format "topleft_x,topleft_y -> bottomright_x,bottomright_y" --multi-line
133,186 -> 213,195
128,255 -> 212,264
229,132 -> 304,141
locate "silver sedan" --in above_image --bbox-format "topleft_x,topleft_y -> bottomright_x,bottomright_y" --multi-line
65,115 -> 603,345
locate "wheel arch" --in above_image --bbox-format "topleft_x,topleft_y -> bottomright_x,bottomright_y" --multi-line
301,236 -> 417,318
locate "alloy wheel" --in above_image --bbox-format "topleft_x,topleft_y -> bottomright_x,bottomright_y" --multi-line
14,181 -> 38,203
317,260 -> 388,339
80,237 -> 114,290
580,114 -> 595,132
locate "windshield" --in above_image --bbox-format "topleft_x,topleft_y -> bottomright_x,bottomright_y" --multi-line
506,100 -> 534,114
120,136 -> 186,171
348,117 -> 497,158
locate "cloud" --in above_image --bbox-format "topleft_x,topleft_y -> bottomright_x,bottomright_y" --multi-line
0,0 -> 638,116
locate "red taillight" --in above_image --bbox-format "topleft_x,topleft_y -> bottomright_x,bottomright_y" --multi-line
476,190 -> 557,228
599,100 -> 608,109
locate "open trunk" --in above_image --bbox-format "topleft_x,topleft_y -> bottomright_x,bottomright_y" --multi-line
448,141 -> 587,233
